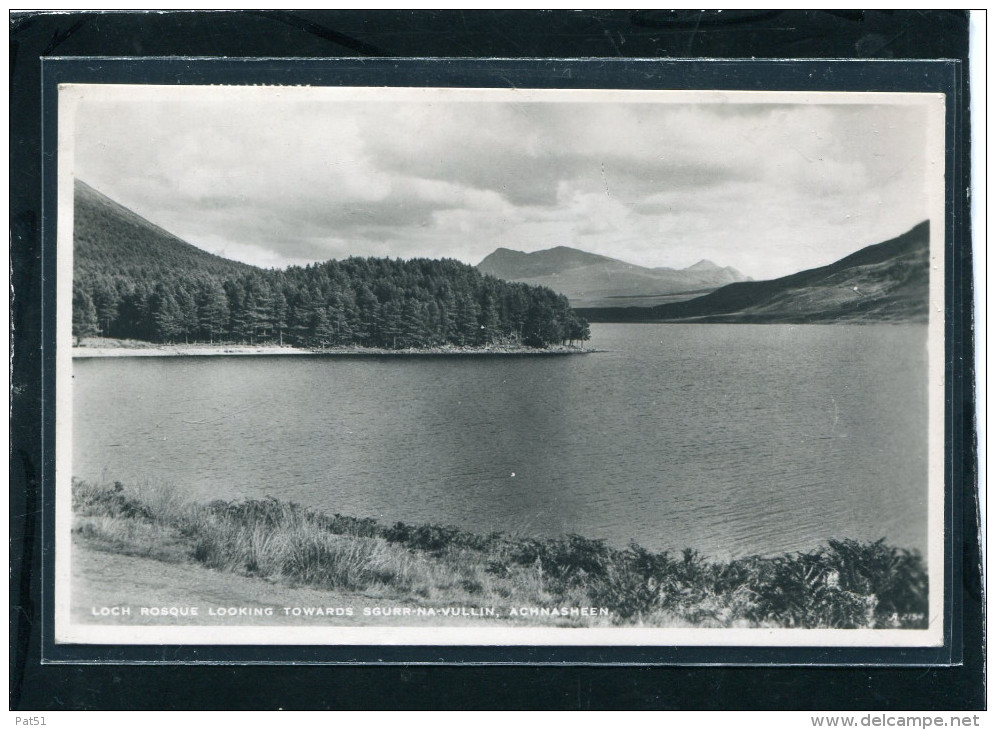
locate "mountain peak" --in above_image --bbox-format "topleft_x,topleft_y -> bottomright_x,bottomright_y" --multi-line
478,245 -> 615,279
686,259 -> 720,271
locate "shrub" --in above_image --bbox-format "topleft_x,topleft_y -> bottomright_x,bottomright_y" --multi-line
823,539 -> 928,628
71,478 -> 153,521
320,513 -> 381,538
382,520 -> 496,553
384,522 -> 461,552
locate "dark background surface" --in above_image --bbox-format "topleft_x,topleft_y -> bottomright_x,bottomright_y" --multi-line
10,10 -> 981,710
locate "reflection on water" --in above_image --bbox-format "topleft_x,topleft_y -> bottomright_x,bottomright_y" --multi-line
73,323 -> 928,559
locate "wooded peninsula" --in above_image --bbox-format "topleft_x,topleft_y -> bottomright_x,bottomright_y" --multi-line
72,180 -> 591,350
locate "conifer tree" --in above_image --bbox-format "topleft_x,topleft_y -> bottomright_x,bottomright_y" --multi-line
72,286 -> 99,343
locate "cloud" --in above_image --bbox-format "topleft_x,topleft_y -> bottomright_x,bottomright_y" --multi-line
72,90 -> 936,278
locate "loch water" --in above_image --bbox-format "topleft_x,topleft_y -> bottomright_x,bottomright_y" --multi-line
72,323 -> 928,559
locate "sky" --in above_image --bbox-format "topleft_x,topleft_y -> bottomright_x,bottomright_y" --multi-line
70,87 -> 941,279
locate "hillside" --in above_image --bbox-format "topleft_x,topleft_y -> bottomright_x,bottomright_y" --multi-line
72,181 -> 589,349
577,222 -> 930,324
477,246 -> 749,308
73,179 -> 255,280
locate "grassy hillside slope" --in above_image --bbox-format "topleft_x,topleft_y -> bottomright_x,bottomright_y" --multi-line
578,222 -> 930,324
73,179 -> 256,279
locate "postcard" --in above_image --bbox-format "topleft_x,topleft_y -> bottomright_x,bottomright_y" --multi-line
53,81 -> 947,650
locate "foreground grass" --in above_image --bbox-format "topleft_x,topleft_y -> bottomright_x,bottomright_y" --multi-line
72,479 -> 928,628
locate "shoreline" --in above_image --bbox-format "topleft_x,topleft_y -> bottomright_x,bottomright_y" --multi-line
72,341 -> 595,359
71,479 -> 928,629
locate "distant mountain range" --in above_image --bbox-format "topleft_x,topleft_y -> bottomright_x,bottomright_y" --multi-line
477,246 -> 750,308
74,177 -> 930,328
576,221 -> 930,324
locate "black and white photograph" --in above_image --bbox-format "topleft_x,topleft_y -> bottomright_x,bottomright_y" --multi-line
55,83 -> 946,647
